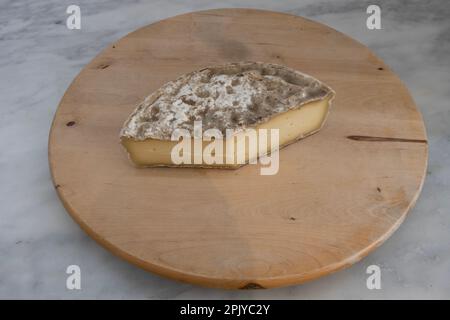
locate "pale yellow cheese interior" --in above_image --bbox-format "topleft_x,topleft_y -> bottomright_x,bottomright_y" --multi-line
121,97 -> 330,168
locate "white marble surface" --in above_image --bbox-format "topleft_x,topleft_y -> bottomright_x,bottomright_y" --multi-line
0,0 -> 449,299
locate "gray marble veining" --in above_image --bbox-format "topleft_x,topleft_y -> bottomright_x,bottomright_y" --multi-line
0,0 -> 449,299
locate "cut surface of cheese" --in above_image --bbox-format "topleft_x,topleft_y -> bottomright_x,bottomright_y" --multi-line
120,62 -> 335,168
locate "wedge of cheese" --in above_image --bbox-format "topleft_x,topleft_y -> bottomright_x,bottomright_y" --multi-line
120,62 -> 335,168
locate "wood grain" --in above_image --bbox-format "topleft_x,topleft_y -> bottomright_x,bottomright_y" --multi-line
48,8 -> 428,289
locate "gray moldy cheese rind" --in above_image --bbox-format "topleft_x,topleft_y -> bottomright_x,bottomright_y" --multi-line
120,61 -> 335,141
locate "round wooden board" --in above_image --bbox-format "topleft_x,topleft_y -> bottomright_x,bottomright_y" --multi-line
49,8 -> 428,289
